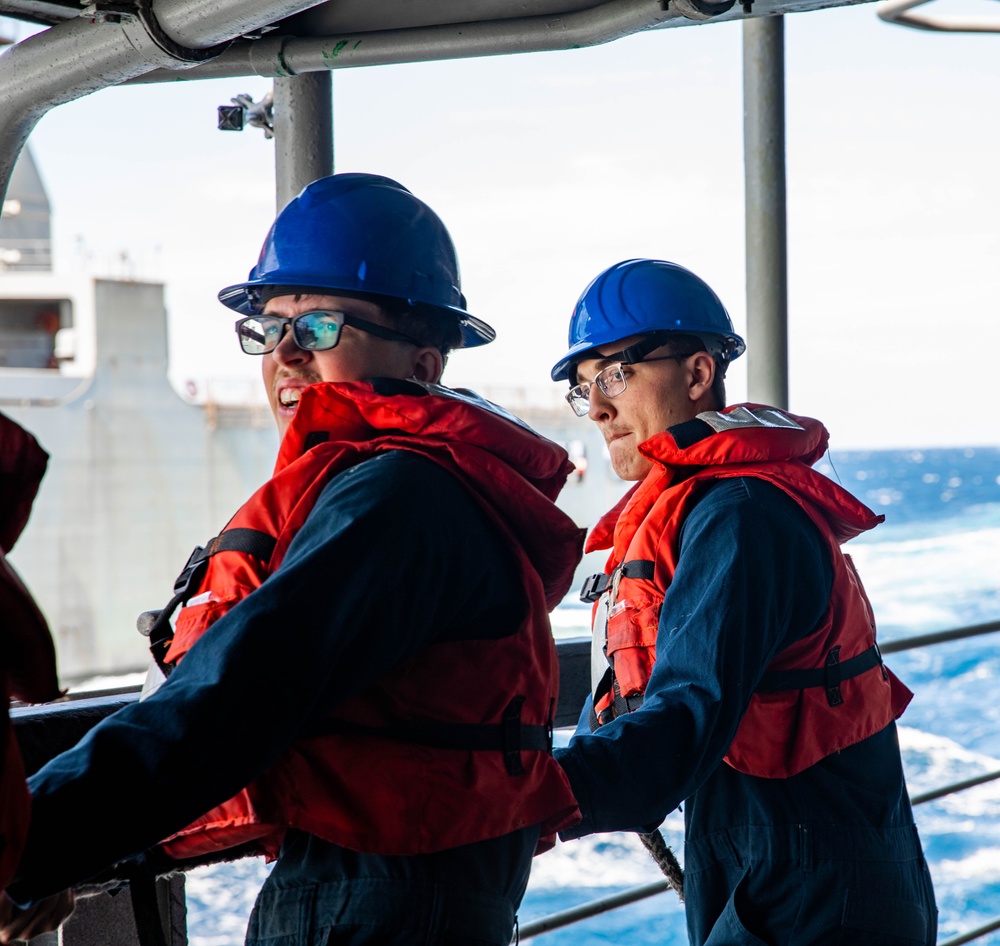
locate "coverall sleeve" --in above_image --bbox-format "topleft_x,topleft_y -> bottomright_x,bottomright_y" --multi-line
555,477 -> 833,838
8,452 -> 523,904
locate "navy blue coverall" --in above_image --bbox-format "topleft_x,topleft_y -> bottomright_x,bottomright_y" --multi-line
9,452 -> 539,946
555,477 -> 937,945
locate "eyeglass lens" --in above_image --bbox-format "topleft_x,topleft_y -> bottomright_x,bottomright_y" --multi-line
237,312 -> 344,355
566,364 -> 627,416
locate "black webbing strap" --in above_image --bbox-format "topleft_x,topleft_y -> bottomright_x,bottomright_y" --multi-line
200,528 -> 277,563
313,697 -> 552,776
126,856 -> 169,946
590,670 -> 645,730
614,684 -> 645,717
755,643 -> 885,707
579,559 -> 656,603
143,528 -> 277,676
591,643 -> 886,727
589,667 -> 614,730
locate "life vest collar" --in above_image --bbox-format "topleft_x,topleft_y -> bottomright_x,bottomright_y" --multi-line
587,404 -> 880,556
277,379 -> 574,503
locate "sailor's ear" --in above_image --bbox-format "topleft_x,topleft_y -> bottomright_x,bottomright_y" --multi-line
688,351 -> 716,403
411,346 -> 444,384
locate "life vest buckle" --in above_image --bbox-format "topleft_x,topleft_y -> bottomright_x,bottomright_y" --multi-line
580,572 -> 610,603
173,545 -> 210,597
502,696 -> 527,776
824,646 -> 844,707
872,640 -> 888,680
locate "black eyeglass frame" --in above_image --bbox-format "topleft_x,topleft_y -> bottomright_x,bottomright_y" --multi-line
235,310 -> 424,355
564,333 -> 702,417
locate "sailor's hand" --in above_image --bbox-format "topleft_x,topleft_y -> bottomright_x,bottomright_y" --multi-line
0,889 -> 76,943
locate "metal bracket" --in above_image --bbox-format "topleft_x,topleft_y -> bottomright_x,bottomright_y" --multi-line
78,2 -> 136,26
217,90 -> 274,138
670,0 -> 738,19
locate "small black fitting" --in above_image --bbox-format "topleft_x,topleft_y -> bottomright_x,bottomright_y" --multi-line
217,105 -> 246,132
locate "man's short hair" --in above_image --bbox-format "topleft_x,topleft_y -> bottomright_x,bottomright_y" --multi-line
377,296 -> 463,357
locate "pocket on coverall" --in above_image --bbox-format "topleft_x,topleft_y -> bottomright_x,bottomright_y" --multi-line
702,865 -> 936,946
703,869 -> 772,945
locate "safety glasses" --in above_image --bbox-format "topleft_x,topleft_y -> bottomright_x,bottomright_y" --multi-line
565,353 -> 693,417
235,310 -> 423,355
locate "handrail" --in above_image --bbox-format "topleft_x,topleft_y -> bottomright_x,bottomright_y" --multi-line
519,881 -> 672,939
10,615 -> 1000,943
519,756 -> 1000,940
938,917 -> 1000,946
911,768 -> 1000,806
517,617 -> 1000,942
880,619 -> 1000,655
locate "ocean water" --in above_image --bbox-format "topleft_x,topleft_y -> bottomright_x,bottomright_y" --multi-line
183,445 -> 1000,945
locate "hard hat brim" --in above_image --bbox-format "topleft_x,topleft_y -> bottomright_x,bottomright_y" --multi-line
551,330 -> 746,383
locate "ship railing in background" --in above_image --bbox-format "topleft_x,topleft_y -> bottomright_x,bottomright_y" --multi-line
10,618 -> 1000,945
522,618 -> 1000,943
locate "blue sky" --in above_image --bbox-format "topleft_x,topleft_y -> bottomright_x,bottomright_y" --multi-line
8,3 -> 1000,449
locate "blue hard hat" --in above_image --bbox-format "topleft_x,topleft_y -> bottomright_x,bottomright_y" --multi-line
219,173 -> 494,348
551,259 -> 745,381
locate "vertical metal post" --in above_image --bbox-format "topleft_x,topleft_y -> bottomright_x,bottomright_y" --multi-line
272,72 -> 334,213
743,15 -> 788,410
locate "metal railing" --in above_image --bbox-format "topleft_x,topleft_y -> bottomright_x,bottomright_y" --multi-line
520,619 -> 1000,943
11,618 -> 1000,945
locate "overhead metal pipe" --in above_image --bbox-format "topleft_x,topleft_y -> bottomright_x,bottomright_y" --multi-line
132,0 -> 680,82
273,72 -> 333,212
742,14 -> 788,409
0,0 -> 325,206
153,0 -> 321,49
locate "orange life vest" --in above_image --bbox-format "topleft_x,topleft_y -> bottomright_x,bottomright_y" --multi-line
149,380 -> 583,860
0,412 -> 62,888
584,404 -> 912,779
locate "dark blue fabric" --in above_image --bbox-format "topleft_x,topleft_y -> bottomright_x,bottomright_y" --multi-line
246,827 -> 540,946
686,816 -> 936,945
10,452 -> 535,944
555,477 -> 937,945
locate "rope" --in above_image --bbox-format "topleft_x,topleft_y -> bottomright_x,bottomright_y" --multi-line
638,829 -> 684,901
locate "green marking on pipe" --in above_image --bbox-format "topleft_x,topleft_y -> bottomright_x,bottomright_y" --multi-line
323,39 -> 350,62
